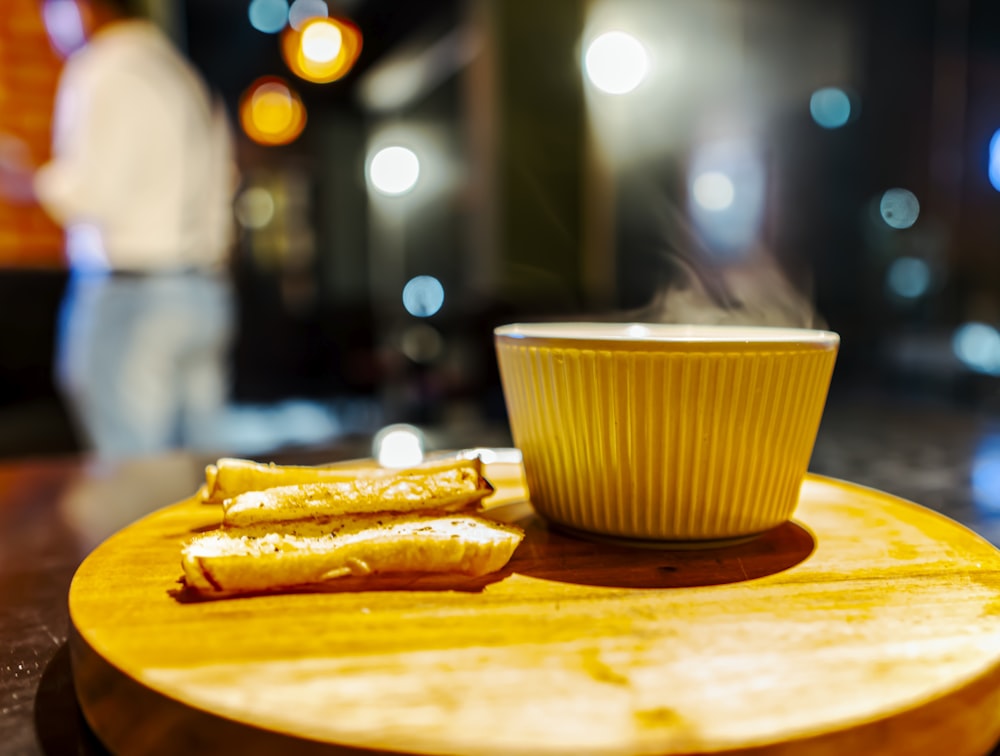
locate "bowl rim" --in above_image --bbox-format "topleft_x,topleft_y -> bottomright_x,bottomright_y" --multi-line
494,322 -> 840,345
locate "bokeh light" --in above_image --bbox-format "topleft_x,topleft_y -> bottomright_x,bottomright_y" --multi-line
953,322 -> 1000,376
687,140 -> 766,256
281,16 -> 362,84
879,188 -> 920,229
248,0 -> 289,34
301,18 -> 342,62
235,187 -> 276,230
402,276 -> 444,317
973,435 -> 1000,514
239,77 -> 307,146
453,447 -> 523,465
809,87 -> 852,129
288,0 -> 328,31
584,31 -> 649,95
400,323 -> 444,364
691,171 -> 735,211
886,257 -> 931,300
368,146 -> 420,196
374,424 -> 425,468
989,129 -> 1000,193
625,324 -> 652,338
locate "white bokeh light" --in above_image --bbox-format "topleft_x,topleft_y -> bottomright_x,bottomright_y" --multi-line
402,275 -> 445,317
374,424 -> 425,468
288,0 -> 328,31
368,146 -> 420,196
687,140 -> 765,257
301,20 -> 342,63
235,187 -> 275,230
584,31 -> 649,95
691,171 -> 735,211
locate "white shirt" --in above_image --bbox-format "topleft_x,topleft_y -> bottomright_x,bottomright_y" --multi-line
35,20 -> 236,272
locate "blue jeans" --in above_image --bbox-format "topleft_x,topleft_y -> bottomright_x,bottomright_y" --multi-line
56,269 -> 235,456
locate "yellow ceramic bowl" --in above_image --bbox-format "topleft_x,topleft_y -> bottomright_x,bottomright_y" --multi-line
494,323 -> 839,544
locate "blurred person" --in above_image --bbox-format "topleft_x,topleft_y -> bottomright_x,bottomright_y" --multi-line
33,0 -> 238,456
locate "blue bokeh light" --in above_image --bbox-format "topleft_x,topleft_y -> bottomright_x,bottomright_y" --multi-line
973,435 -> 1000,514
886,257 -> 931,300
953,322 -> 1000,376
248,0 -> 289,34
879,188 -> 920,230
809,87 -> 852,129
402,276 -> 445,318
989,129 -> 1000,193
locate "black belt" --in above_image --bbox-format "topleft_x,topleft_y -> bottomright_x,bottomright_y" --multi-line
112,268 -> 208,279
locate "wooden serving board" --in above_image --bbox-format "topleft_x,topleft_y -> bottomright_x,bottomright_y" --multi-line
69,464 -> 1000,756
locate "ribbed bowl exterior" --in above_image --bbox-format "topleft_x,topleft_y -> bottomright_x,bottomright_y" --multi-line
495,334 -> 838,541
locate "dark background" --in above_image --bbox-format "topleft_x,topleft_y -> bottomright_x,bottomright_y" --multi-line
3,0 -> 1000,458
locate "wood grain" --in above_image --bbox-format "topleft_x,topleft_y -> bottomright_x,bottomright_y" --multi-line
69,464 -> 1000,755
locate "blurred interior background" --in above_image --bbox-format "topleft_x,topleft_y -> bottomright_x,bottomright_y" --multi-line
1,0 -> 999,462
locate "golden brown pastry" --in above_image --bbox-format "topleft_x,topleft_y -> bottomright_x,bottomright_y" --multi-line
182,513 -> 524,595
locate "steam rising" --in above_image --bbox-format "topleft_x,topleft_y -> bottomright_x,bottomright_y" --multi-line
638,257 -> 823,329
621,189 -> 824,330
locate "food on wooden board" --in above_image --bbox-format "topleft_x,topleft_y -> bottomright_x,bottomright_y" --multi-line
182,455 -> 522,596
182,513 -> 524,595
222,460 -> 493,527
200,456 -> 489,504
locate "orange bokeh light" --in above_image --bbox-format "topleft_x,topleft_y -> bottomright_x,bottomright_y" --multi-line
281,16 -> 362,84
239,76 -> 307,146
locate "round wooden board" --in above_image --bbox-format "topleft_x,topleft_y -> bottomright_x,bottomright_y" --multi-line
69,465 -> 1000,756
